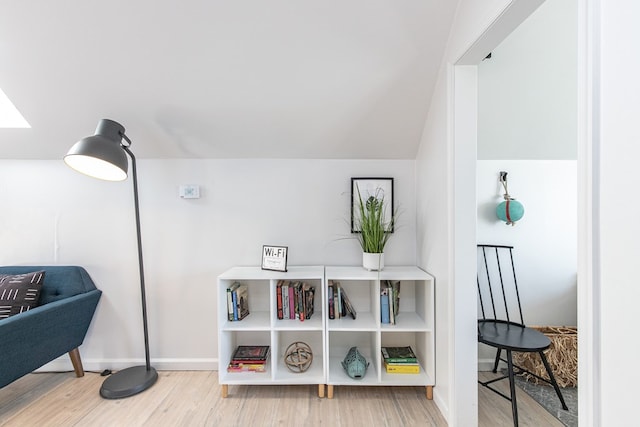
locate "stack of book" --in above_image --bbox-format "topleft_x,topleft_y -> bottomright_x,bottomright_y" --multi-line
226,282 -> 250,321
381,346 -> 420,374
276,280 -> 315,321
227,345 -> 270,373
327,280 -> 357,320
380,280 -> 400,324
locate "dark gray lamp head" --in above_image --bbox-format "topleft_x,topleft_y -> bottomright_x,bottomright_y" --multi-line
64,119 -> 129,181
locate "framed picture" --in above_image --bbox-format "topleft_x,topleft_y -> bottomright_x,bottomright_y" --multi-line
261,245 -> 288,272
351,177 -> 394,233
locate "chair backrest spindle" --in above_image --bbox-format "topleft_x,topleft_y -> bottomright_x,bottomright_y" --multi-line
480,246 -> 498,320
508,247 -> 525,325
477,276 -> 486,320
494,247 -> 511,324
477,244 -> 526,327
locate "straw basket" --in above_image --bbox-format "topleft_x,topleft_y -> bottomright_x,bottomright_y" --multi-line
513,326 -> 577,388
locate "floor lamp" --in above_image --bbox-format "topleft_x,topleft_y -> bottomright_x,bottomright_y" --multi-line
64,118 -> 158,398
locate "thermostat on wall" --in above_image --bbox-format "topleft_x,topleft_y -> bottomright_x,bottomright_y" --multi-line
179,185 -> 200,199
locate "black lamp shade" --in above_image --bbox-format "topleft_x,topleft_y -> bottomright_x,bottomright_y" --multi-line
64,119 -> 129,181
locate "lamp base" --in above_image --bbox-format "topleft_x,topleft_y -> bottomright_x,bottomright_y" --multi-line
100,365 -> 158,399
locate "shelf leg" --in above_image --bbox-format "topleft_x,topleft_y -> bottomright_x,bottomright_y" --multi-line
426,385 -> 433,400
327,385 -> 334,399
318,384 -> 325,398
221,384 -> 228,398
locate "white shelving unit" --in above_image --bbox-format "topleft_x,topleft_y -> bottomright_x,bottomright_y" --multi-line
217,266 -> 326,397
217,265 -> 435,400
324,266 -> 435,399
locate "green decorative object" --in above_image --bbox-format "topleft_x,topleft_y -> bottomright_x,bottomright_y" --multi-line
497,171 -> 524,226
497,199 -> 525,224
341,346 -> 369,379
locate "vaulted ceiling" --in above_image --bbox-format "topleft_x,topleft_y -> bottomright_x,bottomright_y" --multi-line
0,1 -> 458,160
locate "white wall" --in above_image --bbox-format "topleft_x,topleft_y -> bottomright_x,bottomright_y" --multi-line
476,161 -> 577,365
478,0 -> 578,160
477,161 -> 577,326
596,0 -> 640,423
415,0 -> 517,424
0,158 -> 417,370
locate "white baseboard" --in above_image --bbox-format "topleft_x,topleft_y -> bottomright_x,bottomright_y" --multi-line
36,357 -> 219,373
432,389 -> 449,424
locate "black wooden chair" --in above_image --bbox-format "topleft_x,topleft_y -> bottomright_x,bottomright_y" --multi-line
477,244 -> 568,426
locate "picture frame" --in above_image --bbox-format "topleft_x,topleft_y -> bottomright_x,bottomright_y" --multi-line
351,177 -> 394,233
261,245 -> 288,272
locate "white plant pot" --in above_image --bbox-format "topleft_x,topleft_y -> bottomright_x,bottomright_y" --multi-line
363,252 -> 384,271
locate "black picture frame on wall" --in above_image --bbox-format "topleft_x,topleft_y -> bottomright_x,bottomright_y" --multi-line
351,177 -> 394,233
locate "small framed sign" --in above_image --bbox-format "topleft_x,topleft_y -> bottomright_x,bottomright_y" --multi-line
261,245 -> 288,272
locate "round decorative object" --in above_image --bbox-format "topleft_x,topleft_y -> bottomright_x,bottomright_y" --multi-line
284,341 -> 313,373
496,199 -> 525,225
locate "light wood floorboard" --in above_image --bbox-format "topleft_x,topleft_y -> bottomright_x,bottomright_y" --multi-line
0,371 -> 446,427
0,371 -> 564,426
478,372 -> 564,427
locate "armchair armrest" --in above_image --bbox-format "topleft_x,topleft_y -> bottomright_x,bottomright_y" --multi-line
0,289 -> 101,388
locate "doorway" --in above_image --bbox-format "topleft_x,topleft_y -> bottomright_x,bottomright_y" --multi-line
451,0 -> 594,425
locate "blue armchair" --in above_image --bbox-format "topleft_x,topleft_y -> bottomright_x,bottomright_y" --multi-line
0,266 -> 102,388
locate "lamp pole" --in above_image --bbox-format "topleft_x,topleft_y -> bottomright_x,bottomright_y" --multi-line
122,140 -> 152,372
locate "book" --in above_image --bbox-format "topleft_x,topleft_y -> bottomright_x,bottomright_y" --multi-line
340,287 -> 357,319
227,282 -> 240,321
380,289 -> 390,324
231,345 -> 270,361
304,283 -> 315,320
335,282 -> 343,319
232,287 -> 239,320
276,280 -> 284,319
384,362 -> 420,374
327,284 -> 334,319
235,283 -> 250,320
381,346 -> 418,363
282,281 -> 289,319
227,362 -> 267,373
386,281 -> 395,325
288,282 -> 295,319
391,280 -> 401,317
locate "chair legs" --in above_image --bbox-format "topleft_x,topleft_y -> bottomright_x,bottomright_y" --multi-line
68,348 -> 85,378
492,348 -> 502,373
506,350 -> 519,427
538,351 -> 568,410
482,348 -> 568,427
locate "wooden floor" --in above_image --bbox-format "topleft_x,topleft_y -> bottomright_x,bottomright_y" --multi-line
0,371 -> 562,426
478,372 -> 564,427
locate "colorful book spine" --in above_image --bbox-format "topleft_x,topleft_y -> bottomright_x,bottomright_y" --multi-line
282,282 -> 289,319
288,284 -> 295,319
384,362 -> 420,374
328,284 -> 335,319
231,288 -> 239,320
227,288 -> 234,321
298,282 -> 305,321
380,290 -> 390,324
227,363 -> 267,373
227,282 -> 240,321
276,281 -> 283,320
